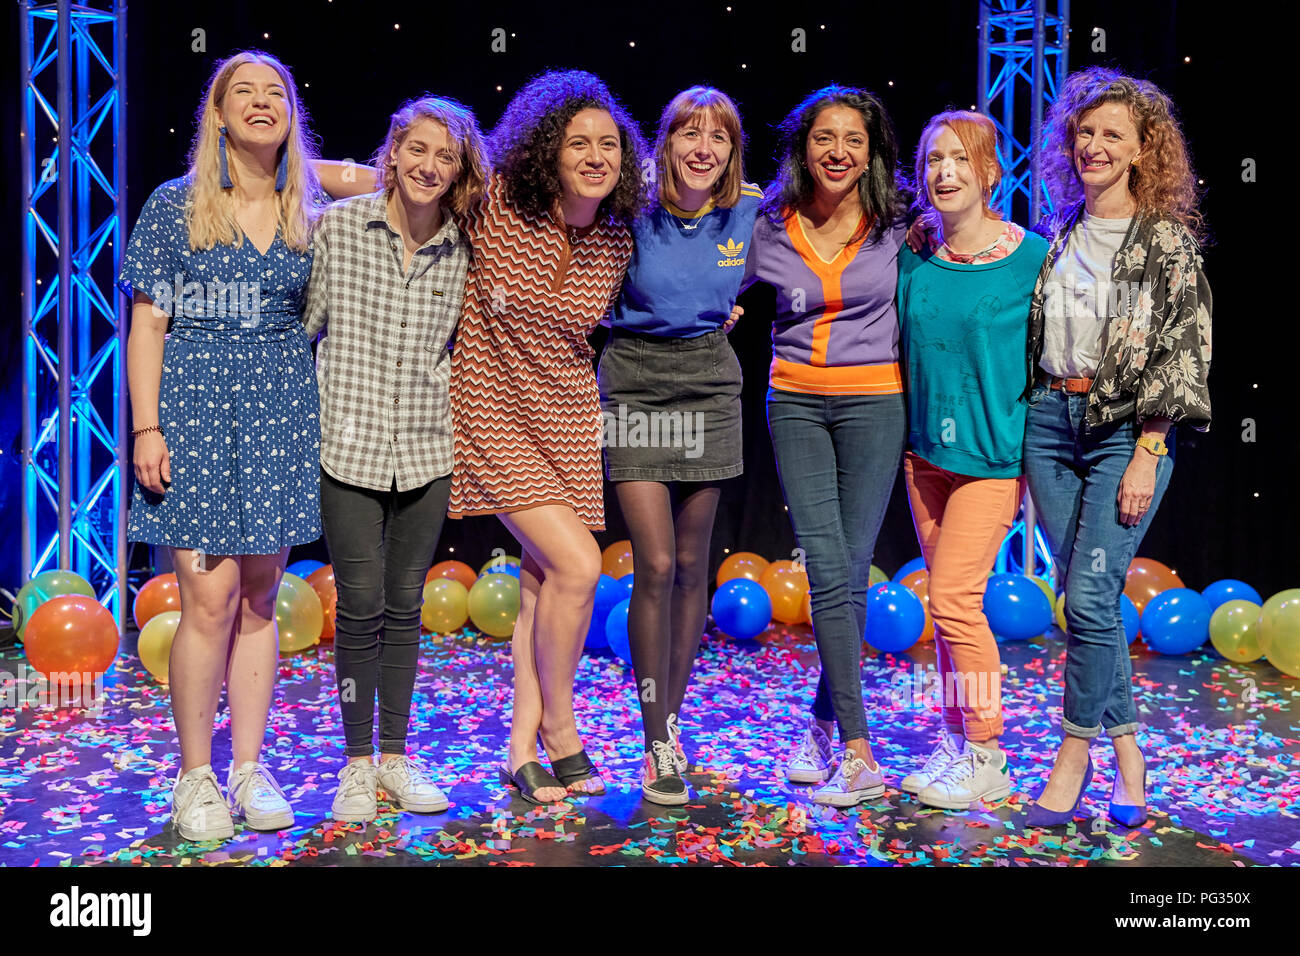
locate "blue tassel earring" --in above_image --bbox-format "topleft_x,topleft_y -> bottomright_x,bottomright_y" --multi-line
218,125 -> 233,189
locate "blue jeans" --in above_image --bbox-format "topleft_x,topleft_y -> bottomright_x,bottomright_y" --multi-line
1023,385 -> 1174,739
767,389 -> 906,742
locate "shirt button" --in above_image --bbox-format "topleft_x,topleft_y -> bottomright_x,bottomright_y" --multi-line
396,360 -> 402,367
401,321 -> 407,328
394,397 -> 399,405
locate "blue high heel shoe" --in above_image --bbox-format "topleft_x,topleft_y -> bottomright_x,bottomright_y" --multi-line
1109,763 -> 1148,828
1026,754 -> 1093,827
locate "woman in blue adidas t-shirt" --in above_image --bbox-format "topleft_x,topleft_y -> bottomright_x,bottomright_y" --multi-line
598,86 -> 762,805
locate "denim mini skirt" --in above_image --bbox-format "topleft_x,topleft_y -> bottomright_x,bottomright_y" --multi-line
597,327 -> 743,482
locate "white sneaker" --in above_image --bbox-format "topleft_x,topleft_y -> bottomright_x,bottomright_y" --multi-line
900,731 -> 963,795
170,763 -> 234,842
332,760 -> 378,823
376,755 -> 450,813
666,713 -> 688,774
786,718 -> 836,784
812,750 -> 887,807
917,742 -> 1011,810
227,760 -> 294,830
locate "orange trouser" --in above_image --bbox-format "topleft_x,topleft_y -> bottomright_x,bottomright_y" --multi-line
902,452 -> 1025,742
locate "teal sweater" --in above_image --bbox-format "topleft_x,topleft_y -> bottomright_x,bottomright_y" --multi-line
897,232 -> 1049,479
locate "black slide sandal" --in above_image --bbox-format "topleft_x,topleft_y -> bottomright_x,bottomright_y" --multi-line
550,749 -> 605,794
499,761 -> 566,805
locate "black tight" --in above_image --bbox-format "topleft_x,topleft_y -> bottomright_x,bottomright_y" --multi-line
614,480 -> 721,751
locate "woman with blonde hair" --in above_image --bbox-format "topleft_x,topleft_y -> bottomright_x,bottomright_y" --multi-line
1023,67 -> 1211,827
120,50 -> 322,841
304,96 -> 487,822
599,86 -> 763,804
895,111 -> 1047,810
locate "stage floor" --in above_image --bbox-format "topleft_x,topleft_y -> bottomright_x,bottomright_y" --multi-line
1,624 -> 1296,867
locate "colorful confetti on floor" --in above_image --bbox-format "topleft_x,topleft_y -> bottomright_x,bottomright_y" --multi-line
2,625 -> 1297,867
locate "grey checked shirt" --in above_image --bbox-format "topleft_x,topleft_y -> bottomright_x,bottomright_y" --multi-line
304,192 -> 469,492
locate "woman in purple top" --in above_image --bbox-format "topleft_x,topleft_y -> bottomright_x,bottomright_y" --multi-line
740,85 -> 910,807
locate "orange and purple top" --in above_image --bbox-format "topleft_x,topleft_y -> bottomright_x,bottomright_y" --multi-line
741,209 -> 906,396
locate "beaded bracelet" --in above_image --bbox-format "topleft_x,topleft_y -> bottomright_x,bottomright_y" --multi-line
132,425 -> 164,438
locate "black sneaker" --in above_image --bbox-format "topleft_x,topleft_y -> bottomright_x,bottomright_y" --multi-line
641,740 -> 689,806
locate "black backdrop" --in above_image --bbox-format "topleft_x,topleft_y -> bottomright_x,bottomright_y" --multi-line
2,1 -> 1292,599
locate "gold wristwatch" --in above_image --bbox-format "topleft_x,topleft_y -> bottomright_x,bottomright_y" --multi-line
1135,435 -> 1168,457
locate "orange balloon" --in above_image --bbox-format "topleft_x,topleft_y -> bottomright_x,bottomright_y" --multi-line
133,572 -> 182,631
802,590 -> 813,625
900,569 -> 937,643
760,560 -> 810,625
24,595 -> 119,679
307,565 -> 338,642
601,540 -> 635,578
1125,557 -> 1185,614
427,559 -> 477,592
717,551 -> 770,588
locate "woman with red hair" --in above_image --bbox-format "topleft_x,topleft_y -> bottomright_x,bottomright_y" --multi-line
896,111 -> 1048,811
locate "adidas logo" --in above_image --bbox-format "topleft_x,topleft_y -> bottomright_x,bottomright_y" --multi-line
715,237 -> 745,267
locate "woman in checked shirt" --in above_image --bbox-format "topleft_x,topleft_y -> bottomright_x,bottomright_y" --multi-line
304,97 -> 488,823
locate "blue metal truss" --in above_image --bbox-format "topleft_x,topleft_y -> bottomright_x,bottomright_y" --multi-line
978,0 -> 1070,227
979,0 -> 1069,584
20,0 -> 127,630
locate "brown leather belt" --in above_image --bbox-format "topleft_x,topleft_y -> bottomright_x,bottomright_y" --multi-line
1037,371 -> 1094,394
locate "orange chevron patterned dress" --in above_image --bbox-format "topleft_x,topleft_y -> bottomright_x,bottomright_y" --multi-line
448,175 -> 633,530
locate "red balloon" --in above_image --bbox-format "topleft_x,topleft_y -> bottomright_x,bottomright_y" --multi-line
133,572 -> 182,631
427,560 -> 477,592
306,565 -> 338,642
24,595 -> 119,681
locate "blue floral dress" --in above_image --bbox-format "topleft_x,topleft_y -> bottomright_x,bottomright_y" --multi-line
118,177 -> 321,555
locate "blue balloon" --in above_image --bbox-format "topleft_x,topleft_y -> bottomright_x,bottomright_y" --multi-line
287,559 -> 324,578
1120,593 -> 1140,645
483,563 -> 521,577
711,578 -> 772,640
605,598 -> 632,663
984,573 -> 1054,641
864,582 -> 925,652
892,556 -> 927,583
1201,579 -> 1262,613
585,573 -> 619,650
1141,588 -> 1211,655
617,572 -> 634,600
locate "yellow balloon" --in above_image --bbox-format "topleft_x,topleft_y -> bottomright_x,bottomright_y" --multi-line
1209,600 -> 1263,663
868,564 -> 889,587
422,578 -> 470,634
1259,589 -> 1300,678
467,574 -> 520,638
277,573 -> 323,654
137,610 -> 181,683
1054,592 -> 1068,634
1030,576 -> 1056,612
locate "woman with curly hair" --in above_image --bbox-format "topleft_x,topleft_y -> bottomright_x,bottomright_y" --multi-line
120,50 -> 322,841
1023,67 -> 1211,827
740,85 -> 910,807
305,96 -> 488,822
454,71 -> 646,803
599,86 -> 763,805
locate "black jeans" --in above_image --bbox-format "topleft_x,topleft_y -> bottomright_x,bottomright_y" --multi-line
320,469 -> 450,757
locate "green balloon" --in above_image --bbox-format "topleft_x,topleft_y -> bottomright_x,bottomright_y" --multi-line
1259,589 -> 1300,678
1209,600 -> 1263,663
868,564 -> 888,587
467,574 -> 520,638
12,570 -> 95,639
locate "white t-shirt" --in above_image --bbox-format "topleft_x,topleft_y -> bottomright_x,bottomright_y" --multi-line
1039,210 -> 1132,378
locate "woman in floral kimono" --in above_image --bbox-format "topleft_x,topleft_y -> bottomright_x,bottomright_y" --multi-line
1021,67 -> 1211,828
